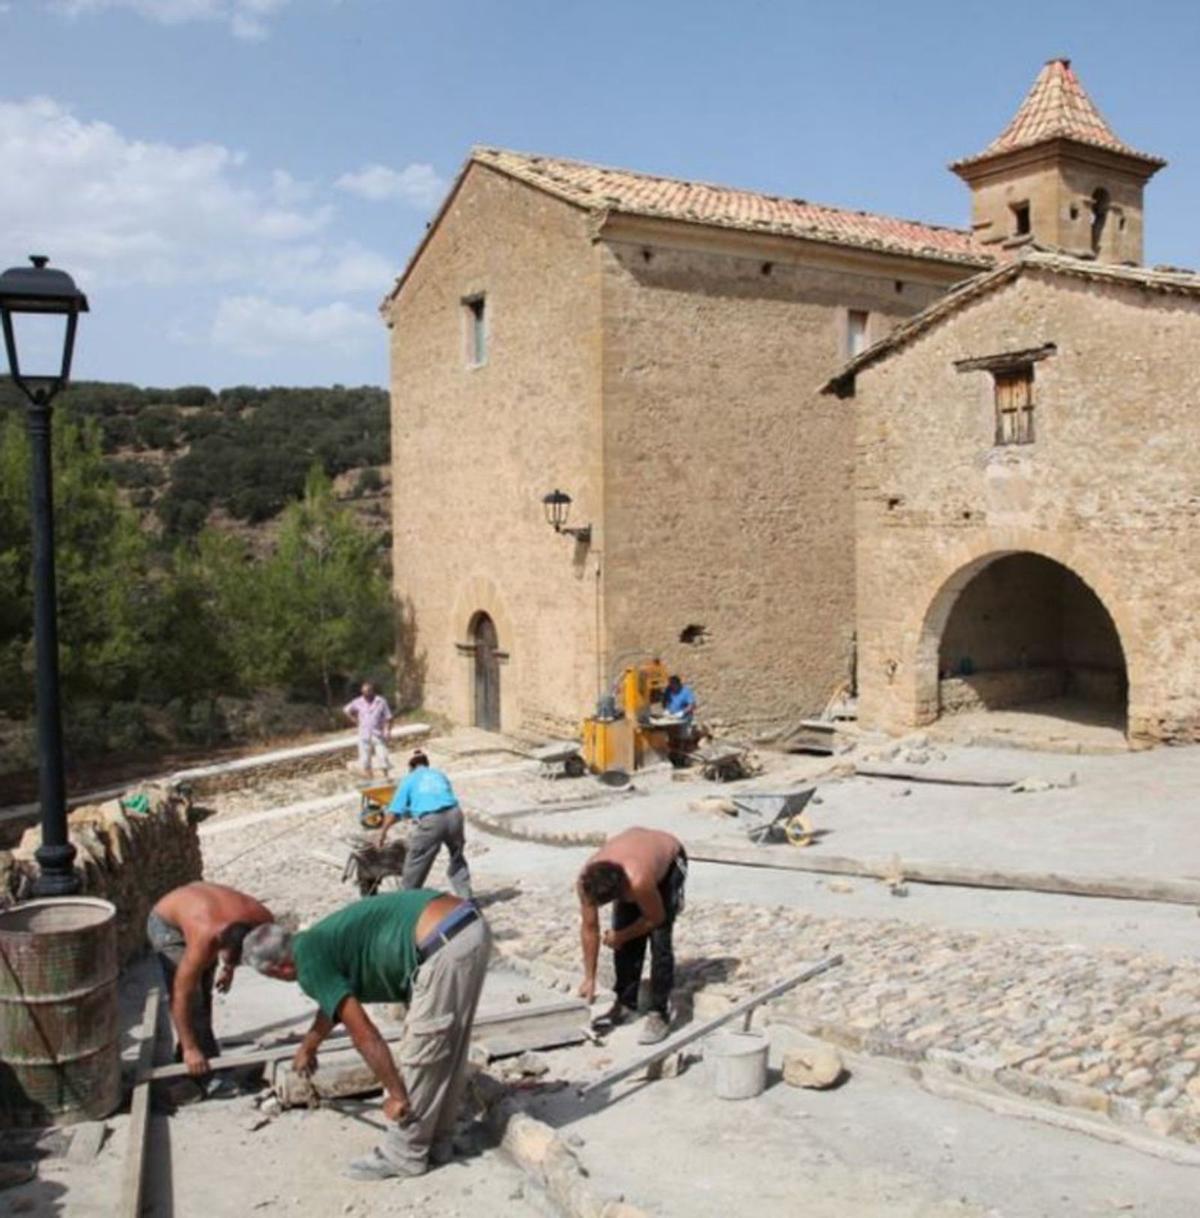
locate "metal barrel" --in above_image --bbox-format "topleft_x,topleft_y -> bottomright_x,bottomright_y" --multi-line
0,897 -> 120,1127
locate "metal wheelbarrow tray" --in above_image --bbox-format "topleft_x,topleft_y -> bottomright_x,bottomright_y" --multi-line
732,788 -> 817,846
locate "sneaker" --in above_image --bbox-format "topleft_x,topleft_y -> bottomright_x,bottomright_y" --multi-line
342,1148 -> 426,1182
201,1074 -> 240,1100
592,1001 -> 634,1032
637,1011 -> 670,1045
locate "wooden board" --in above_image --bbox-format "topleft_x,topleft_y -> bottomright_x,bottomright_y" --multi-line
119,985 -> 161,1218
686,844 -> 1200,907
147,999 -> 589,1082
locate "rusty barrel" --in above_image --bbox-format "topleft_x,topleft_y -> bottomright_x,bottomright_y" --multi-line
0,897 -> 120,1127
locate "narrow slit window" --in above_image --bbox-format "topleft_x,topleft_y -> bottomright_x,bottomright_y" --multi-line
463,294 -> 487,367
994,367 -> 1034,445
847,309 -> 869,357
1012,202 -> 1031,236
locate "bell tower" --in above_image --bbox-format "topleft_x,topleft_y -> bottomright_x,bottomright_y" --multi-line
951,59 -> 1165,265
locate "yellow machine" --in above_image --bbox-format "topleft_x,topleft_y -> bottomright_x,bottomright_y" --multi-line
581,658 -> 681,774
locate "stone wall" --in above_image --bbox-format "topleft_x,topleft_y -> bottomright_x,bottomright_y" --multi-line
0,783 -> 201,963
595,221 -> 963,737
386,165 -> 603,737
853,269 -> 1200,745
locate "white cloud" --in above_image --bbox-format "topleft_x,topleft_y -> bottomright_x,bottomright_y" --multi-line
52,0 -> 293,41
335,162 -> 446,208
211,295 -> 377,357
0,97 -> 394,294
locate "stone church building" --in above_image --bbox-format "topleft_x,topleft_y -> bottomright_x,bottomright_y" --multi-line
384,59 -> 1199,748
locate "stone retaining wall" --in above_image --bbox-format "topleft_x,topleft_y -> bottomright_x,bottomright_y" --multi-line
0,783 -> 202,963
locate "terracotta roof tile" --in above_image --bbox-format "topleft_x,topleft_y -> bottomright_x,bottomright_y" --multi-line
474,147 -> 990,267
953,58 -> 1165,170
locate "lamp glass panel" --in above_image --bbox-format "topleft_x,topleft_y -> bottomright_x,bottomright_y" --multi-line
3,311 -> 71,383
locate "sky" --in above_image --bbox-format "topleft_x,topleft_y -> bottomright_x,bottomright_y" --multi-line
1,0 -> 1198,389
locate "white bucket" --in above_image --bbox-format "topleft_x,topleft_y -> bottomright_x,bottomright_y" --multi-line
708,1030 -> 769,1100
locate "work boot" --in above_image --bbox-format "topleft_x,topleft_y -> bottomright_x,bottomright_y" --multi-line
637,1011 -> 670,1045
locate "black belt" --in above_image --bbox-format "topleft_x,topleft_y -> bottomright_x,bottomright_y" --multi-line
417,903 -> 480,962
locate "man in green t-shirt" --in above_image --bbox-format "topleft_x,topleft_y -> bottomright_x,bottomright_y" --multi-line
242,889 -> 491,1181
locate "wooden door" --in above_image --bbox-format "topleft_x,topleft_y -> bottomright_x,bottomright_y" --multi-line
473,613 -> 500,731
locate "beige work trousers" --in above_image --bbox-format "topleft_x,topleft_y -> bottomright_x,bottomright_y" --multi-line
379,915 -> 491,1173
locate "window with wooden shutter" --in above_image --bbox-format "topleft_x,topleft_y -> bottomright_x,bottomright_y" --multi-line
994,367 -> 1034,445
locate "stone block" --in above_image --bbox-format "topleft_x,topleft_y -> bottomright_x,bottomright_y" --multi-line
782,1045 -> 845,1089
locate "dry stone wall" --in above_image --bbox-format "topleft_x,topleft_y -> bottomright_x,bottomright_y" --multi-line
1,783 -> 201,963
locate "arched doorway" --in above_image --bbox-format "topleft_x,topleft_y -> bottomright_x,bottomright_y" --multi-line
470,612 -> 501,731
931,552 -> 1128,732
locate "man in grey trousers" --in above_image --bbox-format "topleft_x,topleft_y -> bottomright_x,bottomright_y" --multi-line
242,889 -> 490,1181
379,750 -> 472,897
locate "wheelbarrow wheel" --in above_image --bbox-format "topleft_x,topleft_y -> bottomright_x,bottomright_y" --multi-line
785,811 -> 815,847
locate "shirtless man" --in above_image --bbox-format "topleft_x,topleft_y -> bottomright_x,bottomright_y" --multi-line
146,882 -> 273,1093
576,827 -> 688,1045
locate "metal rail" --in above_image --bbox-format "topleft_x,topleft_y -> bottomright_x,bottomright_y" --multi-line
581,954 -> 843,1095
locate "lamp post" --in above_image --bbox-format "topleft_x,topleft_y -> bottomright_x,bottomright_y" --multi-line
0,255 -> 89,897
541,488 -> 591,544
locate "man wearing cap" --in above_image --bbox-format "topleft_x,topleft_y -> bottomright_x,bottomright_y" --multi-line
242,889 -> 490,1181
379,750 -> 472,898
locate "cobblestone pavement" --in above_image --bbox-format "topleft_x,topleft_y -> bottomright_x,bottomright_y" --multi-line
197,733 -> 1200,1156
481,886 -> 1200,1150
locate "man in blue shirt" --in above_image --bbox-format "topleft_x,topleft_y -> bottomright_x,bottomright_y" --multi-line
662,674 -> 697,720
380,751 -> 472,898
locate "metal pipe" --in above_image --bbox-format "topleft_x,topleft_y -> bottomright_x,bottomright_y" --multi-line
580,954 -> 843,1095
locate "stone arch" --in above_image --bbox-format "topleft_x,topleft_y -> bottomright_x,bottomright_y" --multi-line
907,533 -> 1139,735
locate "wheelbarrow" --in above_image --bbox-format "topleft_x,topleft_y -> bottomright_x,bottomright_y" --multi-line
359,781 -> 397,830
531,740 -> 587,779
340,833 -> 408,896
732,788 -> 817,847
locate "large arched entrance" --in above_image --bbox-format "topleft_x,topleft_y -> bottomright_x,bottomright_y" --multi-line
470,611 -> 501,731
930,552 -> 1128,735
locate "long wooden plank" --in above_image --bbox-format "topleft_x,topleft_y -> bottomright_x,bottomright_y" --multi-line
119,985 -> 161,1218
581,955 -> 843,1096
687,844 -> 1200,907
147,999 -> 588,1081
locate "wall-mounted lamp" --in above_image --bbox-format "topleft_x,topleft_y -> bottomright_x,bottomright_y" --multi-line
542,488 -> 591,544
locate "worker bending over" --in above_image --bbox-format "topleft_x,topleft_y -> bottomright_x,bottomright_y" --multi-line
379,750 -> 472,897
147,882 -> 274,1095
577,827 -> 688,1045
242,890 -> 490,1181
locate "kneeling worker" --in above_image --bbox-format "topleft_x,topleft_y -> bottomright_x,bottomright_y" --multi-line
576,827 -> 687,1045
147,882 -> 274,1095
379,750 -> 472,898
242,889 -> 490,1181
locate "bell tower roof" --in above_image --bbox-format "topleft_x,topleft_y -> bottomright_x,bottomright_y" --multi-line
951,58 -> 1166,174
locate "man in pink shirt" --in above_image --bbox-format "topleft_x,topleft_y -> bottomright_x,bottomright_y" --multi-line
344,681 -> 394,778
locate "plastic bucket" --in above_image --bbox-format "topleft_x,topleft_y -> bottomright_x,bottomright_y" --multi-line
0,898 -> 121,1128
709,1030 -> 769,1100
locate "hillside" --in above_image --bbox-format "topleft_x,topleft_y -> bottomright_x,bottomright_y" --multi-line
0,381 -> 392,545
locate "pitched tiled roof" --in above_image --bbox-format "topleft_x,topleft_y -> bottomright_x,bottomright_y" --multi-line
952,58 -> 1165,171
822,251 -> 1200,394
473,147 -> 990,267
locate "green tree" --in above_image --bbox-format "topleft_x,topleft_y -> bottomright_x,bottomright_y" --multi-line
0,412 -> 155,714
251,466 -> 392,705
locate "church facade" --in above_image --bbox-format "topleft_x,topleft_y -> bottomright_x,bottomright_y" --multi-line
384,59 -> 1198,747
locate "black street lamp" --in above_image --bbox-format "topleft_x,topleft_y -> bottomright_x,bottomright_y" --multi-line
541,488 -> 591,544
0,255 -> 89,897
